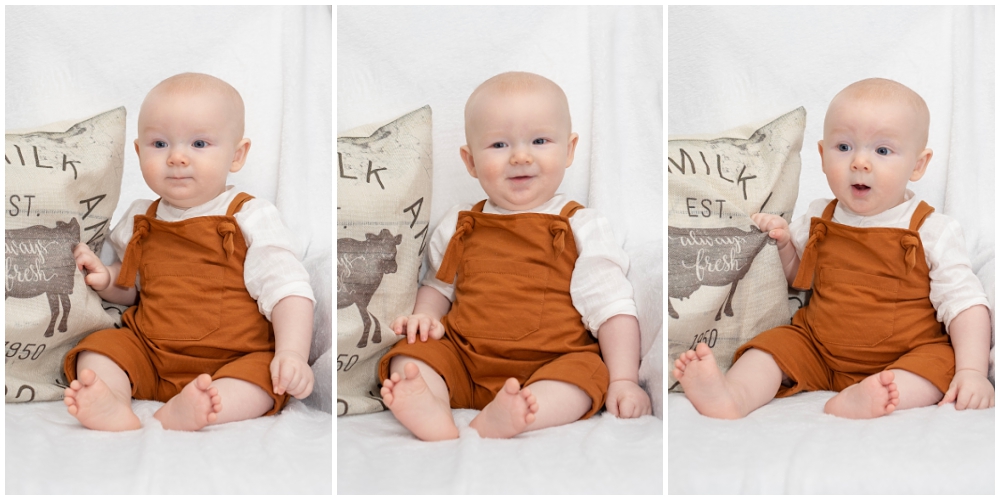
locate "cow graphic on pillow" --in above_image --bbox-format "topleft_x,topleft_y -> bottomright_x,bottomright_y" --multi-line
337,229 -> 402,348
667,225 -> 771,321
5,218 -> 79,337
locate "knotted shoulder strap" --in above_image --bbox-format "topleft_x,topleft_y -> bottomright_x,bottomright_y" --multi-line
116,200 -> 158,288
790,200 -> 837,290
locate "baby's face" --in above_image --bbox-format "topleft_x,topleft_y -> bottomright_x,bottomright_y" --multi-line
135,88 -> 248,209
460,86 -> 578,211
818,94 -> 931,217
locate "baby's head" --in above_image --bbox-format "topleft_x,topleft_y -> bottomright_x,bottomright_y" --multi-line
135,73 -> 251,209
818,78 -> 932,216
459,72 -> 579,211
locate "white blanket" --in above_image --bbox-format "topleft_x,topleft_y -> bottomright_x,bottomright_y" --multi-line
4,6 -> 332,494
338,409 -> 662,495
668,392 -> 994,494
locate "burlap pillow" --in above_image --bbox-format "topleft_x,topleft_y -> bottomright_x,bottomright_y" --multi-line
337,106 -> 432,416
667,107 -> 805,392
5,107 -> 125,402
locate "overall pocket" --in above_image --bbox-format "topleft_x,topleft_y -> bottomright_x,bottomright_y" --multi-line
449,259 -> 549,341
809,267 -> 899,347
137,263 -> 224,341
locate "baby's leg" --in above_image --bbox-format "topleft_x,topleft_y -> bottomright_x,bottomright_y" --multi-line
63,351 -> 141,431
824,369 -> 940,419
154,377 -> 275,431
381,355 -> 458,441
469,378 -> 550,439
673,343 -> 784,419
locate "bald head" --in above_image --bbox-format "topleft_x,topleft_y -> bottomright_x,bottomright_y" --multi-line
827,78 -> 930,147
464,72 -> 572,142
140,72 -> 246,139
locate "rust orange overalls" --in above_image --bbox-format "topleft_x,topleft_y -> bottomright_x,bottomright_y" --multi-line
64,193 -> 289,415
378,200 -> 610,418
734,199 -> 955,396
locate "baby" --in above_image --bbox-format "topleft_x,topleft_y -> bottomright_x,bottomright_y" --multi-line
674,78 -> 995,419
63,73 -> 316,431
378,72 -> 651,441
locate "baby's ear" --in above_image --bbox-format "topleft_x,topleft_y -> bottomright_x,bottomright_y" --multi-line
230,138 -> 251,173
910,148 -> 933,181
565,133 -> 579,168
134,139 -> 140,157
459,145 -> 478,179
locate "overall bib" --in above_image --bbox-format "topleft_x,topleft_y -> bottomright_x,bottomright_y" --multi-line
64,193 -> 289,415
734,199 -> 954,397
379,200 -> 609,418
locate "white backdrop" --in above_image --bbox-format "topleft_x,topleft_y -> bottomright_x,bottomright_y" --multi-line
668,5 -> 995,267
338,5 -> 663,251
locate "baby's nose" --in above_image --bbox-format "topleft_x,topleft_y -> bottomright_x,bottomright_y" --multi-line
509,147 -> 533,165
167,149 -> 189,166
851,155 -> 871,172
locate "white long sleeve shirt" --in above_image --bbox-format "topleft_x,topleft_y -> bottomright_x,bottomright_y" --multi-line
108,186 -> 315,321
422,193 -> 638,338
789,190 -> 989,332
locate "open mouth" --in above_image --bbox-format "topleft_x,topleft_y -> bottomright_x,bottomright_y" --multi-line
851,184 -> 871,196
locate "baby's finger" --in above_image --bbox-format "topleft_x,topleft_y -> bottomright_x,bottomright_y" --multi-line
956,388 -> 972,410
406,317 -> 420,344
432,320 -> 445,339
938,385 -> 957,406
621,399 -> 636,418
606,396 -> 619,417
419,317 -> 430,342
390,316 -> 406,336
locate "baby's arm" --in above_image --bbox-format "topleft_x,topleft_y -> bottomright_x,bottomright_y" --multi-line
72,243 -> 137,305
938,304 -> 995,409
270,295 -> 315,399
750,213 -> 800,286
390,285 -> 451,344
598,314 -> 652,418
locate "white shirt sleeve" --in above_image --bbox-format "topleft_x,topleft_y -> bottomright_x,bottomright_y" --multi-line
236,198 -> 316,321
107,199 -> 153,290
788,198 -> 832,260
920,215 -> 990,331
568,209 -> 638,337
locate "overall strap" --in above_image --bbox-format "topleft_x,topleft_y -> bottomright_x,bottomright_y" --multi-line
435,211 -> 476,284
908,201 -> 935,232
559,200 -> 585,219
821,199 -> 838,220
470,200 -> 487,213
145,199 -> 161,218
226,192 -> 255,217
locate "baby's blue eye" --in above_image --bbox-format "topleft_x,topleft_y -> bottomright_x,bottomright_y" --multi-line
837,144 -> 850,152
491,142 -> 506,149
533,138 -> 548,145
193,140 -> 207,148
153,140 -> 167,148
876,147 -> 890,155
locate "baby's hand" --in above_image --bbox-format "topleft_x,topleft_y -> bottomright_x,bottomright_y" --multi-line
605,380 -> 652,418
938,369 -> 995,410
73,242 -> 111,291
750,213 -> 792,250
391,313 -> 445,344
270,351 -> 315,399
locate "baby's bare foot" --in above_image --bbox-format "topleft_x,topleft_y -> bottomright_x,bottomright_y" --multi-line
673,343 -> 744,419
824,371 -> 899,419
63,369 -> 141,431
380,362 -> 458,441
469,378 -> 539,439
154,374 -> 223,431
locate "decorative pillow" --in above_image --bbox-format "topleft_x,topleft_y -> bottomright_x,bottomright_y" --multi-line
337,106 -> 433,416
667,107 -> 805,392
5,107 -> 126,402
630,240 -> 663,418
